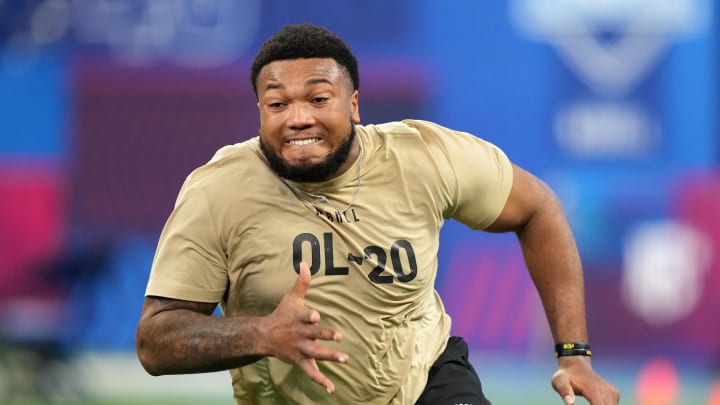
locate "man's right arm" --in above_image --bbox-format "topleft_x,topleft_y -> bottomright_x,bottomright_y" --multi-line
135,296 -> 264,375
135,263 -> 349,393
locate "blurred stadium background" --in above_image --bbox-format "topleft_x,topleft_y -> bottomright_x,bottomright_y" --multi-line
0,1 -> 718,404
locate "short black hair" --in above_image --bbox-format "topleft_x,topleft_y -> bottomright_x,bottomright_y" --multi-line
250,23 -> 359,97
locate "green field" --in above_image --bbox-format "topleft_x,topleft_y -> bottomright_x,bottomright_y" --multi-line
1,351 -> 716,404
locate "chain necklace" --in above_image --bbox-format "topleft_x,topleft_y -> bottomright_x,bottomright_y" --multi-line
293,144 -> 363,214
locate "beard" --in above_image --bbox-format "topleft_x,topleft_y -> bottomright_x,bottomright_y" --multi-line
259,122 -> 356,183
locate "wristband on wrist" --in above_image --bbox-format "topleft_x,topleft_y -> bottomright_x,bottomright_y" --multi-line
555,342 -> 592,358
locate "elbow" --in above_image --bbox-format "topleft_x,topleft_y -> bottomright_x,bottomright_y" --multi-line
135,326 -> 164,376
137,349 -> 163,376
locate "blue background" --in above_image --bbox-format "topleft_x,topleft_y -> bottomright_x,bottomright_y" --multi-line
0,1 -> 718,403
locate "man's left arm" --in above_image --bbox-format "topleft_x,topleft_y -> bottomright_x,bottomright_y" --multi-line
486,163 -> 620,405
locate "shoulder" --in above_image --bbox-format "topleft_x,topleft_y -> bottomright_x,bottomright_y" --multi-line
359,119 -> 490,144
357,119 -> 449,139
358,120 -> 500,158
177,137 -> 269,200
204,137 -> 262,172
185,138 -> 263,185
356,120 -> 453,152
357,121 -> 419,137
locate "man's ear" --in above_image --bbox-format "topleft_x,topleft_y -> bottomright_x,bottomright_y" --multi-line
351,90 -> 360,123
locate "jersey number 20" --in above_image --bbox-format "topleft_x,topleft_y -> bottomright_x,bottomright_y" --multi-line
292,232 -> 418,284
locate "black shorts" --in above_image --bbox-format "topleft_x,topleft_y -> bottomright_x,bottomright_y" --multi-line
415,336 -> 491,405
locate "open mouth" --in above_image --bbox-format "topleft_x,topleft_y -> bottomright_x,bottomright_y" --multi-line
287,138 -> 321,146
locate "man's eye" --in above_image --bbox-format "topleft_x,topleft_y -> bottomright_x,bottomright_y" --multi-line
269,102 -> 285,108
312,97 -> 328,104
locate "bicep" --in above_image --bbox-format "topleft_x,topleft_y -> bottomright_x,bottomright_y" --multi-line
486,163 -> 555,233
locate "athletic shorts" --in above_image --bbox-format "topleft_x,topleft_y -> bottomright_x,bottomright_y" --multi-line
415,336 -> 492,405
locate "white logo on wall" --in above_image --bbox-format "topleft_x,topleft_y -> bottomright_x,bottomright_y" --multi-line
510,0 -> 711,158
621,221 -> 711,325
72,0 -> 261,67
2,0 -> 261,71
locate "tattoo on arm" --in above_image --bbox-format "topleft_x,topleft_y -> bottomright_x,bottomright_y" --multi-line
137,296 -> 262,375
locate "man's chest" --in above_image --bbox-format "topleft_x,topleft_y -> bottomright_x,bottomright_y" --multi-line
222,192 -> 442,316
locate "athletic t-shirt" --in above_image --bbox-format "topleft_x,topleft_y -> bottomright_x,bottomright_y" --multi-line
145,119 -> 513,404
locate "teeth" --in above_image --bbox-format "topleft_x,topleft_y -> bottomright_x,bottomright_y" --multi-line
288,138 -> 320,146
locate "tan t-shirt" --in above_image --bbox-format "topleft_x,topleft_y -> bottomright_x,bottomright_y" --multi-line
145,119 -> 513,404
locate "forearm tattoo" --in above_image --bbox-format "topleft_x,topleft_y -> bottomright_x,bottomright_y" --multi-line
138,297 -> 262,373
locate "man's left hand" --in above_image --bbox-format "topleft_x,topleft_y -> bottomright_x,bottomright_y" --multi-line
551,356 -> 620,405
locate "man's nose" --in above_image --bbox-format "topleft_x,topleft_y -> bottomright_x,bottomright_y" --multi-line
287,103 -> 315,129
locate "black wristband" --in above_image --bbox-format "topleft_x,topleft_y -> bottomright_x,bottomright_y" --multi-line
555,342 -> 592,358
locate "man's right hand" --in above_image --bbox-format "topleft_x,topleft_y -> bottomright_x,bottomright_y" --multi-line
257,262 -> 349,394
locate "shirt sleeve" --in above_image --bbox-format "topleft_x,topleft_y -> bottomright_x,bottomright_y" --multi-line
404,119 -> 514,230
145,175 -> 229,303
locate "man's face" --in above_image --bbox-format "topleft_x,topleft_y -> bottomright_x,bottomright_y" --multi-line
256,58 -> 360,182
